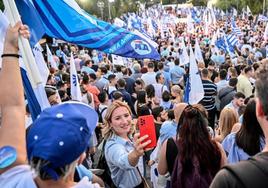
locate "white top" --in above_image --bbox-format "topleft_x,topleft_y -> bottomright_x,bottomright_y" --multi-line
0,165 -> 100,188
153,83 -> 168,101
141,72 -> 156,86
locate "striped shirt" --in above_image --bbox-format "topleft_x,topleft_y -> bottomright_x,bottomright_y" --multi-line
200,80 -> 217,111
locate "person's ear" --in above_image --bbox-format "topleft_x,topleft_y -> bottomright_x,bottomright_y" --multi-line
78,152 -> 86,165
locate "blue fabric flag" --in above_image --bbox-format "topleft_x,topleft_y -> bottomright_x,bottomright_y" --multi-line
16,0 -> 160,60
21,68 -> 42,121
15,0 -> 45,47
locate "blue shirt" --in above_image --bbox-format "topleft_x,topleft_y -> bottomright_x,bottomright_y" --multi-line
80,66 -> 95,75
105,135 -> 144,188
157,70 -> 171,88
159,120 -> 177,144
169,66 -> 185,85
222,132 -> 265,163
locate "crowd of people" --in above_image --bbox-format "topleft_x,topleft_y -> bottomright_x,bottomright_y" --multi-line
1,4 -> 268,188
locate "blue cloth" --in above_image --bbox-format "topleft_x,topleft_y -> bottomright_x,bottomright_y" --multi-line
104,135 -> 143,188
80,66 -> 95,75
76,164 -> 93,181
15,0 -> 45,47
159,120 -> 177,144
16,0 -> 160,60
169,66 -> 185,85
21,68 -> 41,121
222,132 -> 265,163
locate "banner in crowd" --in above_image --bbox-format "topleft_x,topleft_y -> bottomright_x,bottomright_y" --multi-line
15,0 -> 160,60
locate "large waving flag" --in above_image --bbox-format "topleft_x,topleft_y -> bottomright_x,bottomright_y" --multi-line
16,0 -> 160,60
180,39 -> 190,66
184,46 -> 204,104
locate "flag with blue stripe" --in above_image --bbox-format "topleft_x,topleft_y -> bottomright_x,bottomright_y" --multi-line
16,0 -> 160,60
226,34 -> 238,52
231,19 -> 243,36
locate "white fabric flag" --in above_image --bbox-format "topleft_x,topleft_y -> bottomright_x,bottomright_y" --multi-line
194,38 -> 204,63
0,11 -> 9,68
114,17 -> 126,28
46,44 -> 58,70
112,54 -> 126,66
70,53 -> 82,101
264,23 -> 268,41
32,44 -> 51,110
180,39 -> 190,66
189,46 -> 204,104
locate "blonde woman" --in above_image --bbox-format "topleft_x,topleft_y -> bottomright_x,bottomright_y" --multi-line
215,108 -> 239,143
103,101 -> 151,188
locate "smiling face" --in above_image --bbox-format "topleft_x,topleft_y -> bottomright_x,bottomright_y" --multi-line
110,106 -> 132,138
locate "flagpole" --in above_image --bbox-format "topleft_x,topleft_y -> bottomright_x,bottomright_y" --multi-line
3,0 -> 42,88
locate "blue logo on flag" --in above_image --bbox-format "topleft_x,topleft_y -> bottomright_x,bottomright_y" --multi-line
72,75 -> 77,86
131,40 -> 152,55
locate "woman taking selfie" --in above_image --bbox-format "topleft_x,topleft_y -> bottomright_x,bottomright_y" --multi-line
103,101 -> 151,188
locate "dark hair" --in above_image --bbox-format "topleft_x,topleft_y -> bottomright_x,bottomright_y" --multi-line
155,73 -> 162,83
82,74 -> 90,85
84,60 -> 91,66
58,63 -> 65,71
121,67 -> 128,75
174,59 -> 180,66
244,66 -> 253,74
255,61 -> 268,117
112,91 -> 123,100
98,91 -> 108,103
152,106 -> 164,120
108,74 -> 116,81
99,67 -> 107,74
137,90 -> 147,104
201,68 -> 209,78
145,84 -> 155,98
219,69 -> 227,80
148,62 -> 154,69
172,105 -> 221,187
234,92 -> 245,99
89,73 -> 97,80
162,90 -> 170,102
167,109 -> 175,120
137,105 -> 151,117
158,62 -> 164,70
117,78 -> 126,88
236,99 -> 264,155
229,78 -> 238,87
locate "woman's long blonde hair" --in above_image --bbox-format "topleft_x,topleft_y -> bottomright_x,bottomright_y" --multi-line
219,108 -> 238,139
102,101 -> 134,139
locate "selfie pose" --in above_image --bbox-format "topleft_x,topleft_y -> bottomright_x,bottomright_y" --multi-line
103,101 -> 151,188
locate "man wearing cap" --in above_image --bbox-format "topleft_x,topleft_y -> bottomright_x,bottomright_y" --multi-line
0,23 -> 99,188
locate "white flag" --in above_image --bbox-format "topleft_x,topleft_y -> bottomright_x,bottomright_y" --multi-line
194,38 -> 204,63
189,46 -> 204,104
46,44 -> 58,70
0,11 -> 9,68
179,39 -> 190,66
114,17 -> 126,28
247,6 -> 252,15
70,53 -> 82,101
264,23 -> 268,41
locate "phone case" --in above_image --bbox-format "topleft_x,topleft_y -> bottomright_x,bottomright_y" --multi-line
137,115 -> 157,150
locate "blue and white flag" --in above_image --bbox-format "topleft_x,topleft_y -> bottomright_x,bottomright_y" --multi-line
184,46 -> 204,104
16,0 -> 160,60
264,22 -> 268,41
180,39 -> 190,66
226,34 -> 238,46
231,19 -> 243,36
70,53 -> 82,101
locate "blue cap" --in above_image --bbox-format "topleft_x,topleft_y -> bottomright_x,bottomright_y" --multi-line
26,101 -> 98,172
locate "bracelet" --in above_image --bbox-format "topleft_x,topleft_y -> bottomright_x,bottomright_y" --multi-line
1,54 -> 21,58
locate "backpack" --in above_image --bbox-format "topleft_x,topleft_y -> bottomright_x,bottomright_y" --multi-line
222,156 -> 268,188
97,106 -> 107,123
93,139 -> 116,188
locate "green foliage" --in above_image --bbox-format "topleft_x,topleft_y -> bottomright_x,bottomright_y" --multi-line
215,0 -> 266,14
0,0 -> 4,11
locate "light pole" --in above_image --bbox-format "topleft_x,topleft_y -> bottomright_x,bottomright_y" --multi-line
263,0 -> 266,15
108,0 -> 115,21
97,1 -> 105,20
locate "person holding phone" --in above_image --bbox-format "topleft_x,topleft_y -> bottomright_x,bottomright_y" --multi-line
103,101 -> 151,188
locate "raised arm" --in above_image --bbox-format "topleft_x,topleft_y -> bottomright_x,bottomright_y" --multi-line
0,22 -> 30,174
